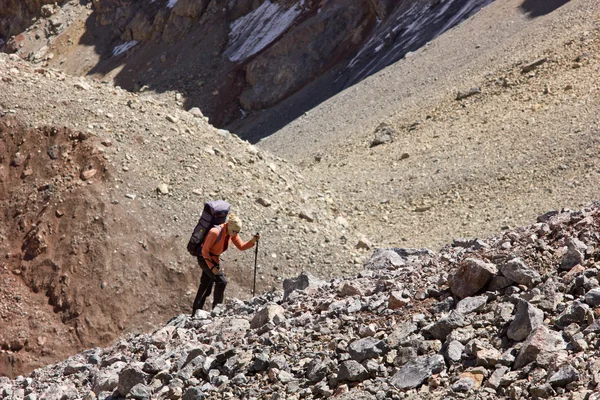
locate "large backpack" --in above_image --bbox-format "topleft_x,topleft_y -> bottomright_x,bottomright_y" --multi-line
187,200 -> 230,257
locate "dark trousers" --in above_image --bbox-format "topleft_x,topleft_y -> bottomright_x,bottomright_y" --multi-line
192,257 -> 227,316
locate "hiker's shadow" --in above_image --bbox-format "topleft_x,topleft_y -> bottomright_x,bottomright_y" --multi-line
520,0 -> 571,18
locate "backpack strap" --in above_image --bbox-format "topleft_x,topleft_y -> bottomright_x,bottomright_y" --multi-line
208,225 -> 225,257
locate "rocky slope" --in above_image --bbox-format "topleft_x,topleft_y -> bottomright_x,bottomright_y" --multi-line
0,52 -> 370,377
3,204 -> 600,399
1,0 -> 494,133
1,0 -> 600,384
261,0 -> 600,250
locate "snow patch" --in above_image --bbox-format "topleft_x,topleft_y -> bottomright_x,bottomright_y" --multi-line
224,0 -> 304,62
167,0 -> 178,8
112,41 -> 139,56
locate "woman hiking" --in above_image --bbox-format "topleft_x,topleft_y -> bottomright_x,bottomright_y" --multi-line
192,213 -> 259,316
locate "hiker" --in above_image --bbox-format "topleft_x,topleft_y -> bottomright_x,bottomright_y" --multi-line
192,213 -> 259,315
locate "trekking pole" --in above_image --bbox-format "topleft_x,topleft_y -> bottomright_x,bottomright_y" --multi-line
253,232 -> 259,297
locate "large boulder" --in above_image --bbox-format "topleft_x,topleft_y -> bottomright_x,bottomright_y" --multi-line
449,258 -> 497,299
498,258 -> 541,287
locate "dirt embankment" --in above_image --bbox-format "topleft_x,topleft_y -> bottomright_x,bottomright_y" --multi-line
0,117 -> 195,377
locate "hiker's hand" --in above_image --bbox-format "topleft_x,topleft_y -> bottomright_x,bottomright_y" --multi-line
211,265 -> 220,275
253,233 -> 260,243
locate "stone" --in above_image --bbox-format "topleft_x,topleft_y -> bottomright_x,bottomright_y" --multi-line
486,366 -> 509,390
449,258 -> 498,299
129,383 -> 152,400
499,258 -> 541,287
389,355 -> 446,390
388,291 -> 410,310
428,311 -> 469,341
80,168 -> 97,181
283,271 -> 324,300
356,237 -> 372,250
554,301 -> 590,328
256,197 -> 272,207
585,288 -> 600,307
93,371 -> 119,394
182,387 -> 206,400
188,107 -> 204,118
339,282 -> 362,297
306,358 -> 328,382
507,301 -> 544,341
117,367 -> 149,397
251,304 -> 286,329
445,340 -> 464,363
387,322 -> 418,348
456,87 -> 481,100
364,249 -> 405,270
348,337 -> 388,362
548,365 -> 580,387
455,295 -> 487,314
157,183 -> 169,194
560,237 -> 587,271
337,360 -> 368,382
514,326 -> 566,369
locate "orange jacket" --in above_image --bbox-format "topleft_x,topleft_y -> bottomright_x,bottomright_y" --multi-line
201,223 -> 254,269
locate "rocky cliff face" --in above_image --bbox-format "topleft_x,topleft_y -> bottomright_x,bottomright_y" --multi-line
1,0 -> 494,134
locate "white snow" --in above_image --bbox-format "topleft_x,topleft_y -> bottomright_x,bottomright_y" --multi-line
167,0 -> 178,8
224,0 -> 304,62
112,41 -> 139,56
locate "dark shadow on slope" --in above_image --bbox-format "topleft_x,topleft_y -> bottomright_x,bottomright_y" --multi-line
519,0 -> 571,18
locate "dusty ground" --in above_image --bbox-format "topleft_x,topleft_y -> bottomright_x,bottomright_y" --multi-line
1,0 -> 600,378
261,0 -> 600,250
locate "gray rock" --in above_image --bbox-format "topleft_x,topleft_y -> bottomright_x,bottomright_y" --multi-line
269,355 -> 289,371
348,337 -> 388,362
456,295 -> 487,314
486,365 -> 509,389
93,371 -> 119,394
548,365 -> 580,387
338,360 -> 369,382
585,288 -> 600,307
63,362 -> 88,376
182,387 -> 206,400
117,367 -> 149,397
364,249 -> 405,270
529,383 -> 555,399
129,383 -> 152,400
445,340 -> 464,363
507,301 -> 544,341
555,301 -> 590,328
560,237 -> 587,271
250,353 -> 270,372
499,258 -> 541,287
334,390 -> 376,400
283,271 -> 324,300
387,322 -> 418,348
449,258 -> 498,299
394,346 -> 418,366
428,311 -> 469,341
456,87 -> 481,100
514,326 -> 566,369
488,275 -> 513,291
389,355 -> 446,390
251,303 -> 285,329
306,358 -> 329,382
